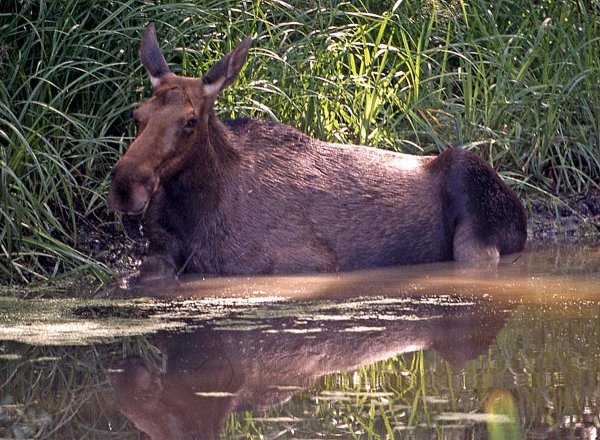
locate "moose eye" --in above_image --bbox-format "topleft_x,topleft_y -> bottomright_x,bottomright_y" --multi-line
185,118 -> 198,129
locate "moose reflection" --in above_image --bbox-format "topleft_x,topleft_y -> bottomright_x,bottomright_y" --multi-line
109,297 -> 511,439
107,24 -> 526,282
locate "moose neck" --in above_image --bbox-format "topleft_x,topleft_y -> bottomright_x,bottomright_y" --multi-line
162,112 -> 239,213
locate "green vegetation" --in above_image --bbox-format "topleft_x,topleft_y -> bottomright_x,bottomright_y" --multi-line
1,0 -> 599,283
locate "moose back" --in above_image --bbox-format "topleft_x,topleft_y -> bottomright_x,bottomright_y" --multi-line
107,24 -> 527,281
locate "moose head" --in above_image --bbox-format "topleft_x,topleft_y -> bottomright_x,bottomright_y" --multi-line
107,24 -> 251,215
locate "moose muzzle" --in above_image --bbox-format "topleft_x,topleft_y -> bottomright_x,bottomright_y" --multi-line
107,159 -> 159,216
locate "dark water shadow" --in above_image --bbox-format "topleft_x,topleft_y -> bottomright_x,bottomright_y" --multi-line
109,296 -> 512,440
106,245 -> 600,439
2,244 -> 599,438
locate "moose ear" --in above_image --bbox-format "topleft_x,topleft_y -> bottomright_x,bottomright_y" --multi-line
202,37 -> 252,98
140,23 -> 171,88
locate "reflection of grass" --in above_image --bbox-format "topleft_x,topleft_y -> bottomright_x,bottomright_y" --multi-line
231,306 -> 600,439
0,341 -> 154,439
485,390 -> 523,440
2,0 -> 599,284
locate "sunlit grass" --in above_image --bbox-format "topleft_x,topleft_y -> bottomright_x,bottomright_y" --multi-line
1,0 -> 599,283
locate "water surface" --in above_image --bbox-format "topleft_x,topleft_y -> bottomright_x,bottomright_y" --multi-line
1,244 -> 599,439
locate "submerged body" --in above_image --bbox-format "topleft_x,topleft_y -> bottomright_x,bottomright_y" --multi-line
144,117 -> 525,275
107,24 -> 527,280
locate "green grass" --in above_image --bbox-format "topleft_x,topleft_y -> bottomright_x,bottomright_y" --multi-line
1,0 -> 599,284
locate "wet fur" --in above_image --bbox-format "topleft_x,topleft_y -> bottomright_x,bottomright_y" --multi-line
142,116 -> 526,277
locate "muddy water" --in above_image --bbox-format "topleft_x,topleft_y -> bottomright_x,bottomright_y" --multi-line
1,244 -> 599,439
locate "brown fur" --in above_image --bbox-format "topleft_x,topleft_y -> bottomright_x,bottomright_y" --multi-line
107,24 -> 527,281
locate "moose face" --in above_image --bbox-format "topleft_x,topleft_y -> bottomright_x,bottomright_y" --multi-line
107,77 -> 204,215
107,24 -> 251,215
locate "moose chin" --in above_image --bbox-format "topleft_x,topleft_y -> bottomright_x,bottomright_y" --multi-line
107,23 -> 527,283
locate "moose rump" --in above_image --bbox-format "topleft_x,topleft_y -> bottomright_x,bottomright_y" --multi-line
107,24 -> 527,281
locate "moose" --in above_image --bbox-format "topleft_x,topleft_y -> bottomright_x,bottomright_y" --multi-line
107,24 -> 527,282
